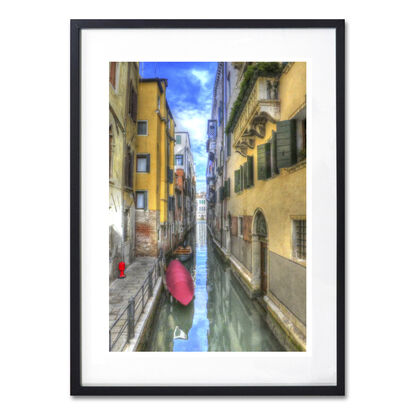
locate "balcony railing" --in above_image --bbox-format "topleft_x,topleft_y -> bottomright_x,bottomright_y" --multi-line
233,76 -> 280,156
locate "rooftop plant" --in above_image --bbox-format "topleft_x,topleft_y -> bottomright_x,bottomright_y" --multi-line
225,62 -> 283,135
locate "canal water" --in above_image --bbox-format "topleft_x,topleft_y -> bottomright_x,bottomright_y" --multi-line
143,221 -> 286,351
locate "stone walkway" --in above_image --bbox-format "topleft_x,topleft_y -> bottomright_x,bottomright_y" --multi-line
109,256 -> 157,327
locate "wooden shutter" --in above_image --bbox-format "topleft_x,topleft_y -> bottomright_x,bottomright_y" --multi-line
247,156 -> 254,187
240,166 -> 244,190
234,169 -> 240,193
243,162 -> 248,189
276,119 -> 297,168
265,142 -> 271,178
257,144 -> 271,180
270,131 -> 279,175
257,144 -> 266,180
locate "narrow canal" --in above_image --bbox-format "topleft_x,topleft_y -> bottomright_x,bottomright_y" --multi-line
144,221 -> 286,351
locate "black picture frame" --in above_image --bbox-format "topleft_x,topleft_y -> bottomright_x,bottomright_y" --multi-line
70,19 -> 345,396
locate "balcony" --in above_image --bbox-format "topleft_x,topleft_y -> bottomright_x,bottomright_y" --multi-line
233,76 -> 280,156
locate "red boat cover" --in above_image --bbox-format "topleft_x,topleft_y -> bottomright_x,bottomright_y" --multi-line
165,259 -> 194,306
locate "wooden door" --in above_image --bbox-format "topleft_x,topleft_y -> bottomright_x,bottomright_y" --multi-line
260,241 -> 268,293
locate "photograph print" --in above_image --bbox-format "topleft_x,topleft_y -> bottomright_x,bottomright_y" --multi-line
108,61 -> 306,353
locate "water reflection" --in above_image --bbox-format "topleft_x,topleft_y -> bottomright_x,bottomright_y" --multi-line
144,221 -> 285,351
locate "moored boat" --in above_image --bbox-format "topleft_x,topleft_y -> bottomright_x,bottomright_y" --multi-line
165,259 -> 194,306
173,246 -> 193,262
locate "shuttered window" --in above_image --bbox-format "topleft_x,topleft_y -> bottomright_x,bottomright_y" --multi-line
226,178 -> 231,198
125,147 -> 134,187
167,168 -> 174,184
270,131 -> 278,175
227,134 -> 231,157
247,156 -> 254,187
128,83 -> 137,122
276,119 -> 297,168
234,169 -> 241,193
257,143 -> 271,180
240,166 -> 244,190
243,162 -> 248,189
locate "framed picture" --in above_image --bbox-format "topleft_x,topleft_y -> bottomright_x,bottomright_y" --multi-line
71,19 -> 345,395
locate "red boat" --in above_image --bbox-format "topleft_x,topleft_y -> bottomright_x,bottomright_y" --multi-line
165,259 -> 194,306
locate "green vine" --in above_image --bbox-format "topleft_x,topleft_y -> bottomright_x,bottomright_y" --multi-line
225,62 -> 284,135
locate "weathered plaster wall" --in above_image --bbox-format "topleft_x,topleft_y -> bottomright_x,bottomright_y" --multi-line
269,251 -> 306,325
231,236 -> 252,272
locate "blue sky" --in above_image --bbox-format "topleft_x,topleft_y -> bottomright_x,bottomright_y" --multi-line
140,62 -> 217,193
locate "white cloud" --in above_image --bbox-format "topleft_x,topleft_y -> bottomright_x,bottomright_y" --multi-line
190,69 -> 211,88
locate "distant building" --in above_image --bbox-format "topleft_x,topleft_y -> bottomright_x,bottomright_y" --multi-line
196,192 -> 207,221
174,131 -> 196,242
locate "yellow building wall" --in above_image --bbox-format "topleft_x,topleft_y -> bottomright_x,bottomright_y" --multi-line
227,62 -> 306,261
136,82 -> 159,211
135,80 -> 175,225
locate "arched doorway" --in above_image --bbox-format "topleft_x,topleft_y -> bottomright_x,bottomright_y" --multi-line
252,210 -> 268,295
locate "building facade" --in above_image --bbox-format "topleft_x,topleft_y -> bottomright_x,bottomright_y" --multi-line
109,62 -> 140,283
174,131 -> 196,243
206,62 -> 307,350
196,192 -> 207,221
134,78 -> 176,257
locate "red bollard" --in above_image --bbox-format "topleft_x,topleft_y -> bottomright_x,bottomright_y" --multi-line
118,261 -> 126,278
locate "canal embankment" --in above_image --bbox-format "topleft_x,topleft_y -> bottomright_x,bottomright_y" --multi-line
207,224 -> 305,351
109,255 -> 164,352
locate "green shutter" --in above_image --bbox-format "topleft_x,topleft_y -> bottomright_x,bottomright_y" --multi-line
243,162 -> 248,189
227,134 -> 231,157
240,166 -> 244,190
276,119 -> 297,168
247,156 -> 254,187
257,144 -> 265,180
265,142 -> 271,178
271,131 -> 278,175
234,169 -> 241,193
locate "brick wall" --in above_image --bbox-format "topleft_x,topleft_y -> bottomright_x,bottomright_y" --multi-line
135,210 -> 158,257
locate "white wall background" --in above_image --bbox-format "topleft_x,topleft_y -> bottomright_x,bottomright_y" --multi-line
1,0 -> 414,412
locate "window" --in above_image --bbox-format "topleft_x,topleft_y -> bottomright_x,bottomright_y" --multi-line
176,135 -> 181,144
293,220 -> 306,260
136,191 -> 147,210
238,217 -> 243,237
175,155 -> 183,166
137,120 -> 148,136
136,154 -> 150,172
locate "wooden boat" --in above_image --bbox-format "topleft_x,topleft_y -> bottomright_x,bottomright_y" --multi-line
173,245 -> 193,262
165,260 -> 194,306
